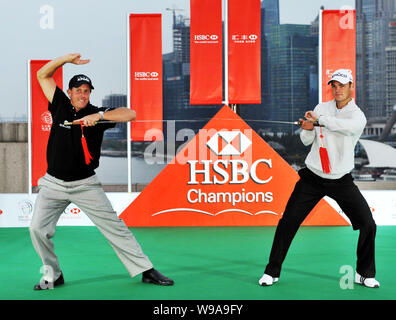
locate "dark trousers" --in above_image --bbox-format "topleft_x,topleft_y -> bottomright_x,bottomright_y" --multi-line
265,167 -> 376,278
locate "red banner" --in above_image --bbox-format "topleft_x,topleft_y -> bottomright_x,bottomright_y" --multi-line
129,14 -> 163,141
30,60 -> 63,186
228,0 -> 261,104
321,10 -> 356,102
190,0 -> 223,105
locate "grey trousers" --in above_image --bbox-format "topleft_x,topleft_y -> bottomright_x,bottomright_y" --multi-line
29,173 -> 153,282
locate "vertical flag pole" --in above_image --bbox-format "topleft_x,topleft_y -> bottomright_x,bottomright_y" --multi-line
318,9 -> 323,104
290,36 -> 294,134
27,60 -> 32,196
223,0 -> 230,108
127,14 -> 132,193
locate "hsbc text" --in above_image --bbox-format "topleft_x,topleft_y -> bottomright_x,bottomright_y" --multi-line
187,159 -> 272,185
134,71 -> 159,79
194,34 -> 219,41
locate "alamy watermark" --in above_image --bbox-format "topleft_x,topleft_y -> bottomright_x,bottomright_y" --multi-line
339,264 -> 354,289
339,5 -> 354,30
39,5 -> 54,30
142,124 -> 254,166
38,265 -> 55,289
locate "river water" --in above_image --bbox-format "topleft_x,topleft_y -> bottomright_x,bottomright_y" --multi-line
95,156 -> 167,185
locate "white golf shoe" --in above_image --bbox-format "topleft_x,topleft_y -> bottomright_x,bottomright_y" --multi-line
355,272 -> 380,288
259,273 -> 279,286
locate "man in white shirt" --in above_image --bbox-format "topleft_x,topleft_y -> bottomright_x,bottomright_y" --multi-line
258,69 -> 379,288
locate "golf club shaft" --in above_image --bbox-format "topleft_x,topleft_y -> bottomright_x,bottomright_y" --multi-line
63,119 -> 324,127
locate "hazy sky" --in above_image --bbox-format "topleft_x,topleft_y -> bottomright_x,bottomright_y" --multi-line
0,0 -> 355,119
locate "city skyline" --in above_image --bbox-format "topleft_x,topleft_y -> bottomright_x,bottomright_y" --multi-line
1,0 -> 355,120
356,0 -> 396,119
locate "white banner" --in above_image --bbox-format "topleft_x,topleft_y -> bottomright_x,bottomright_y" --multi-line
324,191 -> 396,226
0,191 -> 395,227
359,191 -> 396,226
0,193 -> 137,228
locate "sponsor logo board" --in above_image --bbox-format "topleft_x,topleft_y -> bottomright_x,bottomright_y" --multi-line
120,105 -> 349,227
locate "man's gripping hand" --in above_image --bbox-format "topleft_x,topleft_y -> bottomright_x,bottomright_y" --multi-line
304,111 -> 318,122
299,118 -> 314,131
74,113 -> 101,127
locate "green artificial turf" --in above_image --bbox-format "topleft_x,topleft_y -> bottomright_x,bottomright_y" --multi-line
0,226 -> 395,300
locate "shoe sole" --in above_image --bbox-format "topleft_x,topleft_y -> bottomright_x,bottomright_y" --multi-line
259,283 -> 273,286
142,278 -> 174,286
259,279 -> 278,286
33,282 -> 64,290
354,281 -> 379,288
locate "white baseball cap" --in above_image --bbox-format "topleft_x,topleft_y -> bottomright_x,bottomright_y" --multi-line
327,69 -> 353,85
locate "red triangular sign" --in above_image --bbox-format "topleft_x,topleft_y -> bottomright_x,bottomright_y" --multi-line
120,106 -> 350,227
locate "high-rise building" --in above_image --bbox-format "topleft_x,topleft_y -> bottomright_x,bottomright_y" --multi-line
268,25 -> 317,131
356,0 -> 396,119
310,6 -> 325,37
261,0 -> 280,36
102,94 -> 127,109
309,7 -> 324,109
172,12 -> 190,64
386,13 -> 396,118
102,94 -> 127,140
163,52 -> 189,119
261,0 -> 280,115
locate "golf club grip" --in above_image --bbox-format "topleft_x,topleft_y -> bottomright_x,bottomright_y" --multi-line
297,120 -> 325,127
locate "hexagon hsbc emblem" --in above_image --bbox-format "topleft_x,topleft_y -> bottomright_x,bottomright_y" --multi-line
206,131 -> 251,156
120,105 -> 350,227
69,208 -> 80,214
64,207 -> 81,215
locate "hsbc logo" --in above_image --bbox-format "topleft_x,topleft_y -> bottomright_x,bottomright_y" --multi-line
187,130 -> 272,186
194,34 -> 219,41
69,208 -> 80,214
232,34 -> 258,43
207,131 -> 251,156
134,72 -> 159,80
193,34 -> 220,44
135,72 -> 159,77
64,207 -> 81,215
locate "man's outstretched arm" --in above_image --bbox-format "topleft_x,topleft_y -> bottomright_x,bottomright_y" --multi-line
37,53 -> 90,103
76,108 -> 137,127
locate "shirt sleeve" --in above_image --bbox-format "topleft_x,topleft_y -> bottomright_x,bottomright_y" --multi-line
48,86 -> 70,113
299,103 -> 319,146
300,129 -> 316,146
318,109 -> 367,137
